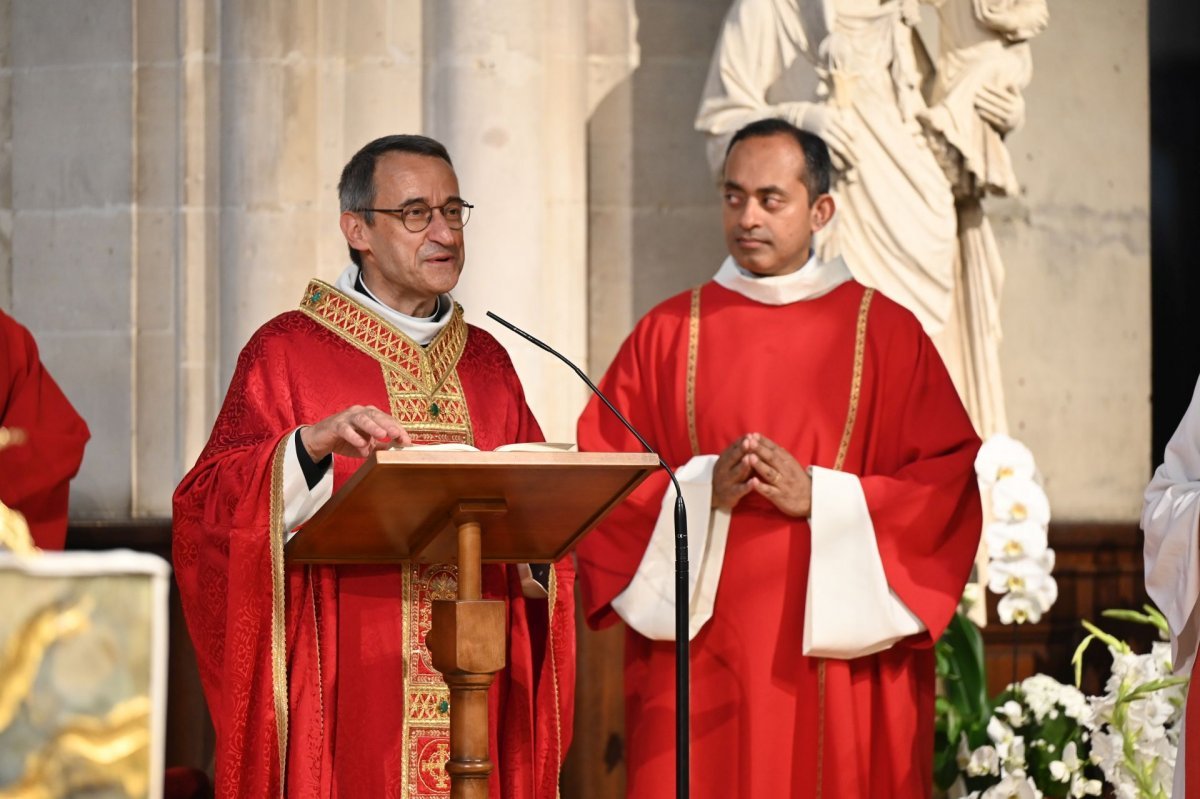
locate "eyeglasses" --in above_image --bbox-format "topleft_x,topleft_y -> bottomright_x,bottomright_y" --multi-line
356,201 -> 474,233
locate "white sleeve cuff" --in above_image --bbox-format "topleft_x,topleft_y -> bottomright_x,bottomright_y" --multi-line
612,455 -> 731,641
516,563 -> 550,599
282,429 -> 334,542
804,466 -> 925,658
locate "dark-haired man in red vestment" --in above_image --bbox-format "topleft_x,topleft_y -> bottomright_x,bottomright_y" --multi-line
576,119 -> 981,798
173,135 -> 574,798
0,309 -> 90,550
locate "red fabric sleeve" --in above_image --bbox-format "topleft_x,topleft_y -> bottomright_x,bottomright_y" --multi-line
0,310 -> 90,550
857,301 -> 982,646
575,298 -> 688,630
172,318 -> 308,798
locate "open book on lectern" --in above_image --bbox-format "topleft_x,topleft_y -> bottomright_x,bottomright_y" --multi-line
390,441 -> 577,453
285,444 -> 658,565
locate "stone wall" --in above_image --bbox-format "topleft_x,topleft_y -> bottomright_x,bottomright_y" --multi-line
990,0 -> 1149,521
587,0 -> 1151,523
0,0 -> 1151,523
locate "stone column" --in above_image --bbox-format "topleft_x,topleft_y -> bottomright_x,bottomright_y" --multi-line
177,0 -> 222,473
993,1 -> 1150,520
214,0 -> 426,396
427,0 -> 589,442
0,0 -> 11,311
8,0 -> 137,517
217,1 -> 324,384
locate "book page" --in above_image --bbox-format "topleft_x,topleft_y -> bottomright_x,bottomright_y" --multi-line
493,442 -> 577,453
388,442 -> 576,453
388,442 -> 480,452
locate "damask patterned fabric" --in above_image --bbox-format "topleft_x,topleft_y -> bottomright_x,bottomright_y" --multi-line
173,284 -> 574,798
0,309 -> 90,550
576,278 -> 980,798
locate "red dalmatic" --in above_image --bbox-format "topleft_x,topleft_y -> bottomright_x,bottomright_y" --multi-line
0,309 -> 90,549
173,282 -> 574,798
576,279 -> 981,798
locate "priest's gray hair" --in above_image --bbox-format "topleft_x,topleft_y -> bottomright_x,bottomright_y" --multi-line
338,135 -> 455,267
724,118 -> 832,205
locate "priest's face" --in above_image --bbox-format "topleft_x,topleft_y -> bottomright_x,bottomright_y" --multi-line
721,134 -> 833,277
341,151 -> 466,317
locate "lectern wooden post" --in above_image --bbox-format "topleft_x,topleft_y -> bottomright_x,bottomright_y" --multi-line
285,450 -> 657,798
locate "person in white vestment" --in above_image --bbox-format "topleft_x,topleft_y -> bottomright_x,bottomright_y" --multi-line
1143,373 -> 1200,799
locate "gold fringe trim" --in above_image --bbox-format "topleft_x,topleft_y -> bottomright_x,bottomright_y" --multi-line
833,288 -> 874,473
299,281 -> 474,445
686,287 -> 702,457
309,571 -> 324,749
549,565 -> 563,799
816,286 -> 874,799
816,658 -> 826,799
268,438 -> 290,796
298,280 -> 467,396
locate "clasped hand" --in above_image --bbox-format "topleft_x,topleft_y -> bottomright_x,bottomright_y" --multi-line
299,405 -> 412,461
711,432 -> 811,517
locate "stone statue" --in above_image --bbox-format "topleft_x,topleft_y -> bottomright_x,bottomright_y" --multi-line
696,0 -> 1047,437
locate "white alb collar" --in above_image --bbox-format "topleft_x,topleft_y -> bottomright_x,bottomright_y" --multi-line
713,253 -> 853,305
333,264 -> 453,346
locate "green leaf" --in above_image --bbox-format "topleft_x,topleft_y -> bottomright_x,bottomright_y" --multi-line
1102,608 -> 1154,625
939,611 -> 989,718
1118,676 -> 1190,703
1143,604 -> 1170,636
1071,633 -> 1096,688
1080,620 -> 1130,654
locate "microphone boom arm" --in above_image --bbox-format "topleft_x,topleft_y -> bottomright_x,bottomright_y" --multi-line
486,310 -> 692,799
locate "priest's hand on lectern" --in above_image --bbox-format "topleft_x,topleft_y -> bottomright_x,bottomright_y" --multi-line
300,404 -> 412,461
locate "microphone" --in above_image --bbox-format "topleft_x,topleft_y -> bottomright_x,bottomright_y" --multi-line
486,310 -> 692,799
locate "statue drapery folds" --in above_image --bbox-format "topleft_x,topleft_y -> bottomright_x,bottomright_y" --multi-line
696,0 -> 1048,438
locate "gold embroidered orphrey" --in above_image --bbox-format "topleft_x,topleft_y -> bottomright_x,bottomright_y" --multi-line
295,279 -> 478,796
686,284 -> 875,799
300,279 -> 475,446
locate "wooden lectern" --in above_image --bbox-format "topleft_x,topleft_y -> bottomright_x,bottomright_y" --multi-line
286,448 -> 658,799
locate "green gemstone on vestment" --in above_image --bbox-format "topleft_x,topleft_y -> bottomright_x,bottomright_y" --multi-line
430,402 -> 440,416
438,699 -> 449,714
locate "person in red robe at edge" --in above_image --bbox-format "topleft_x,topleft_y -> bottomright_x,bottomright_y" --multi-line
0,309 -> 90,550
173,135 -> 574,799
575,118 -> 983,798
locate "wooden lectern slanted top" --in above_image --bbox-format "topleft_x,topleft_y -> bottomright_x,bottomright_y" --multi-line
284,448 -> 658,799
285,449 -> 658,565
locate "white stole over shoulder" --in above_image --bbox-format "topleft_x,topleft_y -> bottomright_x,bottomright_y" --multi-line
612,254 -> 925,658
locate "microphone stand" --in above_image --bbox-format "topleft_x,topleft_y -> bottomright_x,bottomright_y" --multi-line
487,311 -> 690,799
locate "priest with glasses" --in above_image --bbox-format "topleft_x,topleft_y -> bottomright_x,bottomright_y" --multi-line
174,134 -> 575,799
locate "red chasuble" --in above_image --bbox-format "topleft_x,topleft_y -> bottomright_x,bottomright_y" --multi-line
576,279 -> 981,798
0,309 -> 90,549
173,282 -> 575,799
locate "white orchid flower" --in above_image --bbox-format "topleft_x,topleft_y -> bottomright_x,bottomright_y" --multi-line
961,581 -> 984,613
966,744 -> 1000,777
991,476 -> 1050,526
998,592 -> 1043,624
998,699 -> 1027,726
956,735 -> 971,769
1048,740 -> 1081,782
975,434 -> 1036,487
981,773 -> 1040,799
986,520 -> 1049,562
988,556 -> 1053,597
987,715 -> 1014,746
